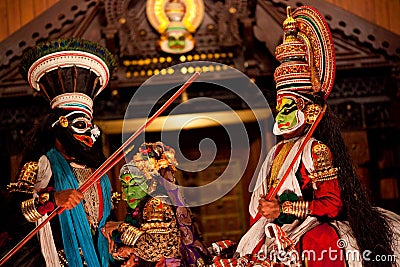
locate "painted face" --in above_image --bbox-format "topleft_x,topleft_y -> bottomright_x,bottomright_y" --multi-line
167,32 -> 186,51
160,27 -> 194,54
119,166 -> 149,209
276,98 -> 298,130
69,114 -> 100,148
273,96 -> 306,136
53,111 -> 100,150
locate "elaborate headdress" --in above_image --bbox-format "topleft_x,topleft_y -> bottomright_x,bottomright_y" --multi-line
133,142 -> 178,181
146,0 -> 204,54
274,6 -> 336,102
118,142 -> 179,209
118,142 -> 178,199
19,38 -> 116,119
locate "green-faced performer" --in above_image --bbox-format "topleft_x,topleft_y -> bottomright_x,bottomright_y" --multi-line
102,142 -> 211,267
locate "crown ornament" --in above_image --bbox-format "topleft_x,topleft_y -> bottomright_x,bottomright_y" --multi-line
274,6 -> 336,101
20,38 -> 116,118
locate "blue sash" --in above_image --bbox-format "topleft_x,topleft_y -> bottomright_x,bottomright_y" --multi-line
46,148 -> 111,267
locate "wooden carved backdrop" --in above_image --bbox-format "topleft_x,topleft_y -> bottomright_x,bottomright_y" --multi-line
1,0 -> 399,42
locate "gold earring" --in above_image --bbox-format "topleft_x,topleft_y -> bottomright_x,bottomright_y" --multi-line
304,104 -> 322,124
59,116 -> 68,127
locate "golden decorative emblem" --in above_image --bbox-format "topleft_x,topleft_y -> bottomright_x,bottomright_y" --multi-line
309,143 -> 338,185
281,201 -> 294,214
304,103 -> 322,124
146,0 -> 204,54
143,198 -> 165,221
312,143 -> 332,171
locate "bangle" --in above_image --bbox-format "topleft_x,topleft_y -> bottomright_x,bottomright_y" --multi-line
120,225 -> 144,246
118,222 -> 130,232
21,198 -> 43,222
281,201 -> 309,219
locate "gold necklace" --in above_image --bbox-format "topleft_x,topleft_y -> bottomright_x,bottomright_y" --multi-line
268,141 -> 295,190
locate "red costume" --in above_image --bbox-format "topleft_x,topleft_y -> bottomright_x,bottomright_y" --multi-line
232,5 -> 400,267
234,5 -> 347,265
214,5 -> 363,267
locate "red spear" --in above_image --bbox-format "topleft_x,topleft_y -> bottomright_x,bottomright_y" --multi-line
0,71 -> 200,266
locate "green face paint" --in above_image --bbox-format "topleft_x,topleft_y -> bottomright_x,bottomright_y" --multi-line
120,173 -> 148,209
275,98 -> 299,131
168,34 -> 186,51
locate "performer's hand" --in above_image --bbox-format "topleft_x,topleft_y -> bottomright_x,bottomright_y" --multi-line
54,189 -> 83,209
258,196 -> 280,219
102,221 -> 122,253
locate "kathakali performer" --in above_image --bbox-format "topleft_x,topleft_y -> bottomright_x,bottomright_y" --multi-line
2,38 -> 116,266
102,142 -> 212,267
211,5 -> 400,267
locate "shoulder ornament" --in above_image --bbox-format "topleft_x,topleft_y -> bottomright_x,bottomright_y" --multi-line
309,143 -> 338,189
7,161 -> 39,194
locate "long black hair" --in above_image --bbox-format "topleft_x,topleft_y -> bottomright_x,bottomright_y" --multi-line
313,98 -> 394,267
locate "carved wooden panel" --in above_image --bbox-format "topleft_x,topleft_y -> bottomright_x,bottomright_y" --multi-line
2,0 -> 398,43
0,0 -> 60,41
325,0 -> 400,36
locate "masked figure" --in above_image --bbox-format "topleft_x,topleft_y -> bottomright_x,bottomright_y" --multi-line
103,142 -> 212,267
2,38 -> 116,267
146,0 -> 203,54
210,6 -> 400,267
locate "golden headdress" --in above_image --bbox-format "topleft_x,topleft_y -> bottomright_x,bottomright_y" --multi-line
274,6 -> 336,101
